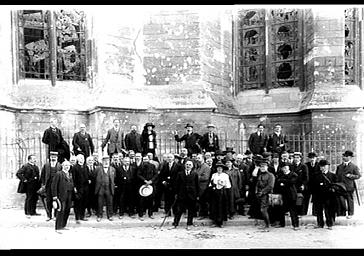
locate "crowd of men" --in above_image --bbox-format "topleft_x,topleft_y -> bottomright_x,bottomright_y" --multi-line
15,119 -> 362,233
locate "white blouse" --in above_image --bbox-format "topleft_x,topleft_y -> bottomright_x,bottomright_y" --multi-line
210,172 -> 231,189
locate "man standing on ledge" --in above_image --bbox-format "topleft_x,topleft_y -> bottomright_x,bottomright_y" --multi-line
174,123 -> 202,157
42,117 -> 65,162
101,119 -> 126,160
72,123 -> 95,158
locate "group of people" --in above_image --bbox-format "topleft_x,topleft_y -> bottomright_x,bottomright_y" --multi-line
15,119 -> 362,233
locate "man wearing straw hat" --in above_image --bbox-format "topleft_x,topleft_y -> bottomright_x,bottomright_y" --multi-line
200,123 -> 220,154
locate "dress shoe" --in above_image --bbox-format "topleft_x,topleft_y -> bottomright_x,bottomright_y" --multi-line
197,216 -> 206,220
31,213 -> 41,216
327,226 -> 333,230
149,215 -> 155,219
293,227 -> 300,231
168,225 -> 177,230
46,217 -> 52,221
80,218 -> 88,221
76,220 -> 81,224
313,225 -> 323,229
346,215 -> 352,219
139,217 -> 144,221
119,215 -> 124,219
129,215 -> 136,219
96,217 -> 101,222
108,217 -> 113,221
86,213 -> 91,218
186,225 -> 192,230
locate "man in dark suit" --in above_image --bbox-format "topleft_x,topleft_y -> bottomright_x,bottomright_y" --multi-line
42,117 -> 65,162
85,156 -> 98,217
72,123 -> 95,158
101,119 -> 126,160
125,125 -> 142,153
16,154 -> 41,217
290,152 -> 309,216
336,150 -> 361,218
137,156 -> 159,220
200,123 -> 220,154
304,152 -> 320,216
51,160 -> 74,233
71,154 -> 90,223
174,123 -> 202,157
40,151 -> 62,221
171,159 -> 200,230
313,159 -> 337,229
157,153 -> 182,216
118,157 -> 137,218
248,124 -> 268,155
95,156 -> 115,222
267,124 -> 288,156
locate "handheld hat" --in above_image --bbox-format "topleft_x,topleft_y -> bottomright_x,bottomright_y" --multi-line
52,198 -> 62,212
139,184 -> 153,197
185,123 -> 193,129
145,122 -> 155,128
207,123 -> 215,128
342,150 -> 354,157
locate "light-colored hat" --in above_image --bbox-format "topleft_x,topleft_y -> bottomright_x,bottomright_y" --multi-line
207,123 -> 215,128
139,184 -> 153,197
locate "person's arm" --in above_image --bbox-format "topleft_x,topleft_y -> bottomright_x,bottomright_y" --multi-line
101,130 -> 110,150
16,165 -> 26,182
347,165 -> 361,180
72,133 -> 81,152
42,129 -> 49,144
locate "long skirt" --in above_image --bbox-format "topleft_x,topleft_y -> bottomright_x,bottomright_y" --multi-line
209,188 -> 229,226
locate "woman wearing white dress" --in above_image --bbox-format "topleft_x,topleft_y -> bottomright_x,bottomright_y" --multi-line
209,162 -> 231,227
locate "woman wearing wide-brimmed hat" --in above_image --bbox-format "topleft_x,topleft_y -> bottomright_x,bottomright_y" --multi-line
208,161 -> 231,228
141,122 -> 157,157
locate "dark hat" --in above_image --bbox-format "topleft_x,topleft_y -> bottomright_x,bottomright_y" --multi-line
223,147 -> 235,154
307,152 -> 317,158
287,150 -> 294,154
223,157 -> 235,163
145,122 -> 155,128
244,150 -> 252,155
253,154 -> 263,163
272,153 -> 280,158
185,123 -> 193,128
50,151 -> 58,156
280,162 -> 291,167
215,161 -> 228,170
318,159 -> 330,166
102,156 -> 110,161
259,158 -> 270,165
342,150 -> 354,157
207,123 -> 215,128
215,150 -> 225,156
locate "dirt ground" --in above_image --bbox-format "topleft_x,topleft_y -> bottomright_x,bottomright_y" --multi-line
1,206 -> 364,249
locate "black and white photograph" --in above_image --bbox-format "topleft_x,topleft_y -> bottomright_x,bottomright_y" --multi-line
0,4 -> 363,249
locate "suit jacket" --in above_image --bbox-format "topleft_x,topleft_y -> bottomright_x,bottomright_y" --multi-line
200,132 -> 219,153
95,166 -> 115,195
101,128 -> 126,155
305,161 -> 320,192
276,171 -> 298,202
16,163 -> 41,191
42,126 -> 64,152
291,162 -> 309,193
174,168 -> 200,201
51,171 -> 74,202
175,132 -> 202,155
41,162 -> 62,188
267,133 -> 288,154
117,165 -> 136,192
72,131 -> 94,158
195,162 -> 212,195
71,164 -> 90,195
336,162 -> 361,192
248,132 -> 268,155
137,162 -> 159,186
313,171 -> 337,199
158,161 -> 182,192
125,131 -> 142,153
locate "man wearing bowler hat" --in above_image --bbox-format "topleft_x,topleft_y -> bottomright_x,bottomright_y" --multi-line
304,152 -> 320,216
223,147 -> 235,162
336,150 -> 361,219
174,123 -> 202,157
200,123 -> 220,154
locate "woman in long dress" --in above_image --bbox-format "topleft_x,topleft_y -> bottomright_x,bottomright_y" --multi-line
209,162 -> 231,228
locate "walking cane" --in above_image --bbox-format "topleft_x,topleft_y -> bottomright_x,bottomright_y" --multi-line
354,180 -> 361,206
159,197 -> 177,229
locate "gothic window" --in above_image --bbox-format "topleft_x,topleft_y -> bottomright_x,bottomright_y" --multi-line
270,9 -> 302,88
237,9 -> 266,90
236,8 -> 303,92
17,10 -> 87,84
344,8 -> 358,85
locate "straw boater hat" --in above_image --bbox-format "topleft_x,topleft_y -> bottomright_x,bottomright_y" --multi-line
50,151 -> 58,156
139,184 -> 153,197
185,123 -> 193,128
207,123 -> 215,128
